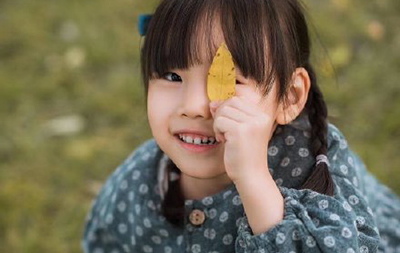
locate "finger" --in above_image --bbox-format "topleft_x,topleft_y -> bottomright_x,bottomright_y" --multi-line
213,115 -> 237,143
209,100 -> 223,118
224,96 -> 260,117
215,104 -> 250,123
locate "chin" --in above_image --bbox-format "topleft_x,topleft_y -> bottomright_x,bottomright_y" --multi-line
173,157 -> 226,179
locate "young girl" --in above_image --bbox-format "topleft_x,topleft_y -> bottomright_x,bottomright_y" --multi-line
82,0 -> 400,252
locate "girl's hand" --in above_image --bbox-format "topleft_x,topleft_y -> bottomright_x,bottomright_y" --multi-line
210,96 -> 275,184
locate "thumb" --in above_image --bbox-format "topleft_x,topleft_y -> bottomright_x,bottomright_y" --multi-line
209,101 -> 221,117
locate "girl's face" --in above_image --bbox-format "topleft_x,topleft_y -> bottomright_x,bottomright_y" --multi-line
147,31 -> 281,181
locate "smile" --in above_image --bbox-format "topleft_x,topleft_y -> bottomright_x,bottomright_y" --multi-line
177,134 -> 217,145
174,134 -> 219,153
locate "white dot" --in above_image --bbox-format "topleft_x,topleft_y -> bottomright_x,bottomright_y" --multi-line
147,200 -> 156,210
143,218 -> 152,228
340,139 -> 348,149
348,156 -> 354,167
340,165 -> 348,175
285,135 -> 296,145
111,192 -> 117,203
204,228 -> 216,240
191,244 -> 201,253
202,196 -> 214,205
222,234 -> 233,245
132,170 -> 141,180
219,211 -> 229,223
276,232 -> 286,244
128,213 -> 134,224
308,191 -> 318,199
298,148 -> 309,157
143,245 -> 153,253
135,204 -> 141,214
93,248 -> 104,253
332,131 -> 340,141
329,213 -> 340,221
151,236 -> 162,244
360,245 -> 369,253
117,201 -> 126,212
343,201 -> 352,212
128,191 -> 135,201
136,226 -> 143,236
324,236 -> 335,247
142,152 -> 151,161
207,208 -> 217,219
232,195 -> 242,205
223,190 -> 232,199
291,167 -> 302,177
342,227 -> 353,238
139,184 -> 149,194
348,195 -> 359,205
280,157 -> 290,167
118,223 -> 127,234
318,199 -> 329,210
177,235 -> 183,245
356,216 -> 366,227
120,180 -> 128,190
268,146 -> 279,156
306,236 -> 316,247
292,230 -> 301,240
160,229 -> 169,237
352,177 -> 359,187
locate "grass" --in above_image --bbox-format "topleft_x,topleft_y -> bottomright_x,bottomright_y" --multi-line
0,0 -> 399,251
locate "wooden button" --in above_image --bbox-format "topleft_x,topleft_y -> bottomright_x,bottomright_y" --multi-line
189,209 -> 205,226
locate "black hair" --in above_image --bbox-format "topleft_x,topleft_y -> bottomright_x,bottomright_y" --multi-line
140,0 -> 334,227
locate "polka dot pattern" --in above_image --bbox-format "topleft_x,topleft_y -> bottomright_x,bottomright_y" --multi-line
82,122 -> 397,253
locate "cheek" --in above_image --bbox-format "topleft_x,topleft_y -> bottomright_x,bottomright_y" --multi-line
147,86 -> 178,132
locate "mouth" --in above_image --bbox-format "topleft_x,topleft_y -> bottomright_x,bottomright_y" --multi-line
174,134 -> 219,146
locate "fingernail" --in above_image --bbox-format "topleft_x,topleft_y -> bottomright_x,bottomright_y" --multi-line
210,100 -> 222,108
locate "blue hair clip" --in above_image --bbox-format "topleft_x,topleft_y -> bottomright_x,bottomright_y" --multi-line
138,14 -> 153,36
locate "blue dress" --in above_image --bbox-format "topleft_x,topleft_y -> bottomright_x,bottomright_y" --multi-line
82,113 -> 400,252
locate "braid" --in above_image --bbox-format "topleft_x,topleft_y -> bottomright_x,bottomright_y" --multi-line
161,159 -> 185,228
299,63 -> 335,196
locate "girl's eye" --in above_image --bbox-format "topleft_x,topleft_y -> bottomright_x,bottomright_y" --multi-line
163,72 -> 182,82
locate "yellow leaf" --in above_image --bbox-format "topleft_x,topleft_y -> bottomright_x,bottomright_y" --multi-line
207,42 -> 236,101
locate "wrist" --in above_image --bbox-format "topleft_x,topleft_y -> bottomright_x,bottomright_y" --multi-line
234,167 -> 285,234
233,165 -> 272,187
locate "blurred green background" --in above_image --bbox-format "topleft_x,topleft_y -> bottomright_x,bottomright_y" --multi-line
0,0 -> 399,252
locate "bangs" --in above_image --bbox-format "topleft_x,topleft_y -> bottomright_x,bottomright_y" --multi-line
141,0 -> 296,99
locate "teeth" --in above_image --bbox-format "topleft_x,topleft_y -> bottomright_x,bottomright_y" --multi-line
186,136 -> 193,143
178,134 -> 217,145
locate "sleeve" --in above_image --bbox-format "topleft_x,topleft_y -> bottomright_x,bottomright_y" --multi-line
234,125 -> 381,253
82,139 -> 159,253
82,198 -> 128,253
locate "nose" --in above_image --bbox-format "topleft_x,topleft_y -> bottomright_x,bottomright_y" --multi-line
178,80 -> 212,119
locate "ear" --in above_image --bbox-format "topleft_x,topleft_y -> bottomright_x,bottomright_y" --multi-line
276,67 -> 311,125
